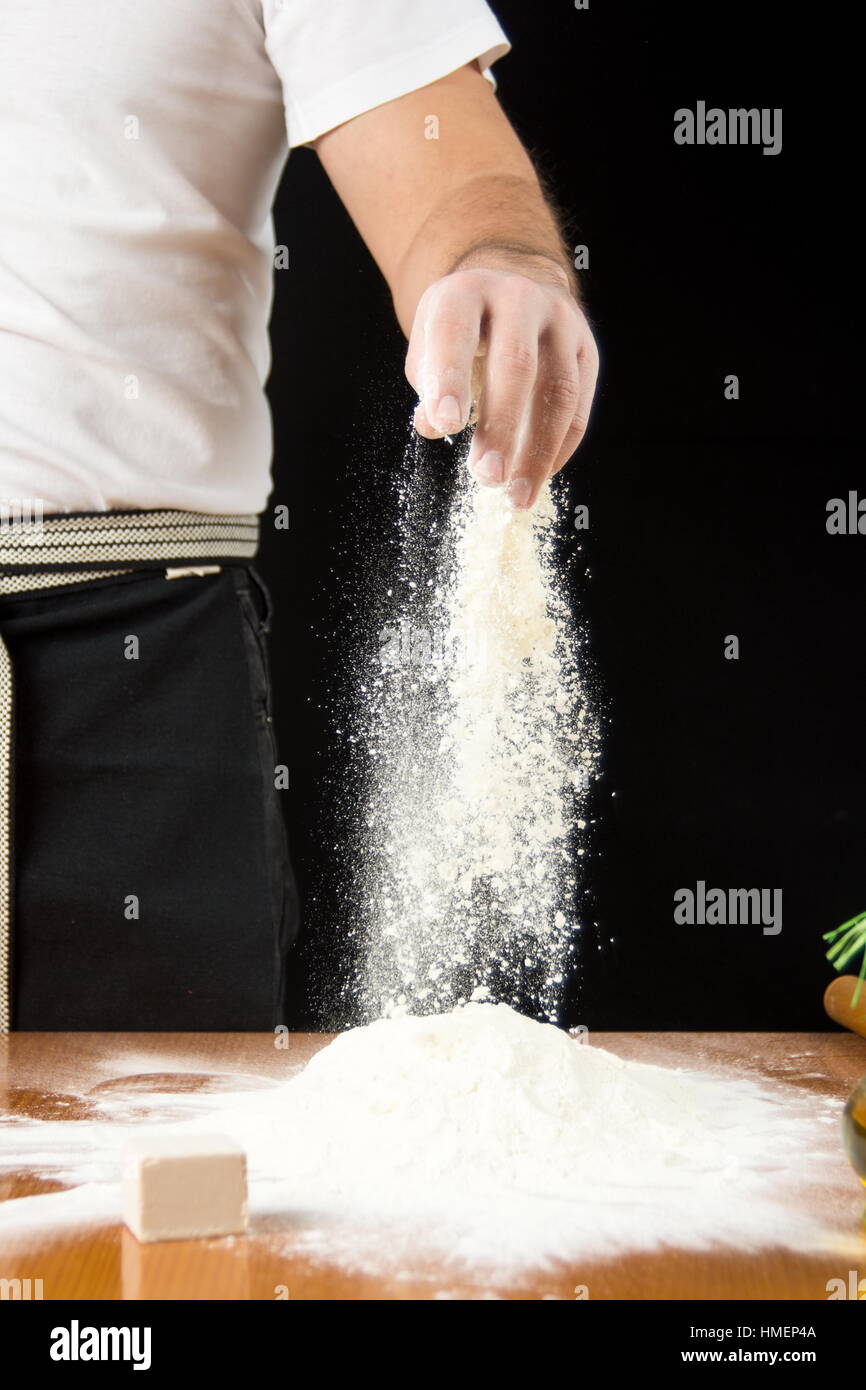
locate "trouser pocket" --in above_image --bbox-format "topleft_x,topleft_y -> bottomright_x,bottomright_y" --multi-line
232,566 -> 297,1024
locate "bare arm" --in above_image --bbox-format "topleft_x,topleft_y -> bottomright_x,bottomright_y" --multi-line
314,61 -> 598,509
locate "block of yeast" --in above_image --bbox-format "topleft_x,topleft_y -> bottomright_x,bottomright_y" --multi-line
122,1132 -> 248,1243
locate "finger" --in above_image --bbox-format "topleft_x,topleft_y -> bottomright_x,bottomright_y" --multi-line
408,281 -> 483,438
411,348 -> 487,436
549,334 -> 599,476
407,327 -> 437,436
465,302 -> 541,488
411,397 -> 436,437
505,326 -> 582,509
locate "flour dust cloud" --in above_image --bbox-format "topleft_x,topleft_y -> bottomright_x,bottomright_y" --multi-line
340,429 -> 601,1023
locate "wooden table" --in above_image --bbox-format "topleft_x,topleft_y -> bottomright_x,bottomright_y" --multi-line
1,1031 -> 864,1301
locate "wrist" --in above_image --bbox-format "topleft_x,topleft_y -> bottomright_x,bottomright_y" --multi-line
446,241 -> 577,299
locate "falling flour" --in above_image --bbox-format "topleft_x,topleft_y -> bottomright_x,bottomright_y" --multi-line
343,433 -> 600,1023
0,1004 -> 851,1276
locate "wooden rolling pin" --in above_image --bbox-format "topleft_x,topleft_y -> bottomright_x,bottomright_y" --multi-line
824,976 -> 866,1039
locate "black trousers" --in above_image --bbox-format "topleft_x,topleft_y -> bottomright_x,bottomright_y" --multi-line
0,565 -> 298,1030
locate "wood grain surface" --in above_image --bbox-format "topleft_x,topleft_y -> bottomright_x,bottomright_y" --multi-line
1,1030 -> 864,1301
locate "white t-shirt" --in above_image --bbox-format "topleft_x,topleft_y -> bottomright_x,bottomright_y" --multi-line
0,1 -> 510,516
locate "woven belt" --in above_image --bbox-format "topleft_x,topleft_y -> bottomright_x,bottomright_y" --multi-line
0,508 -> 259,1031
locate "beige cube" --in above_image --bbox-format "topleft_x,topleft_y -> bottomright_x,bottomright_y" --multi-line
122,1132 -> 248,1243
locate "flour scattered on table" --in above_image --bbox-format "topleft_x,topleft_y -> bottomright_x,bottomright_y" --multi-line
0,1004 -> 846,1275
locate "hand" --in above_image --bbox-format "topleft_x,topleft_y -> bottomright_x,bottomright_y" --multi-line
406,262 -> 599,510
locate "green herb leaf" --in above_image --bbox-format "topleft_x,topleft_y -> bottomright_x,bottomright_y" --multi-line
826,910 -> 866,1006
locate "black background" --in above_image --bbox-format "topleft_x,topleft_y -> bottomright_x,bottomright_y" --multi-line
257,0 -> 862,1030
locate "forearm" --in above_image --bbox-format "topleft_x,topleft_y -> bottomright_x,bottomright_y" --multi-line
315,62 -> 578,334
392,172 -> 578,333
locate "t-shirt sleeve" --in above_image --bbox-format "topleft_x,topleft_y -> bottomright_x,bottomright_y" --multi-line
260,0 -> 511,149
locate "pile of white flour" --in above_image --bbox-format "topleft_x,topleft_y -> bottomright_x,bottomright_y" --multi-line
347,438 -> 600,1022
0,1004 -> 847,1274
